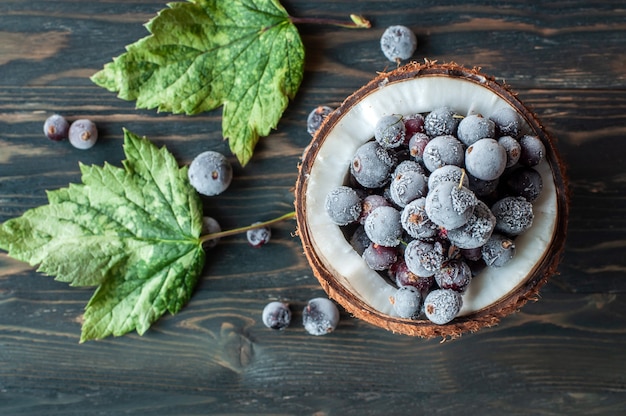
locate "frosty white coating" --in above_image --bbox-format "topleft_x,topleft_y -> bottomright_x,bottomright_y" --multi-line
304,75 -> 558,317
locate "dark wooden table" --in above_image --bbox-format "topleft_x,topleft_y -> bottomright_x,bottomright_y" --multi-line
1,1 -> 625,414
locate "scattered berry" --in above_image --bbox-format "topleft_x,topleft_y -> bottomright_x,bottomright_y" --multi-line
43,114 -> 69,141
68,119 -> 98,150
302,298 -> 340,336
201,216 -> 221,249
246,222 -> 272,247
380,25 -> 417,62
262,301 -> 291,330
188,151 -> 233,196
307,105 -> 334,136
390,286 -> 422,319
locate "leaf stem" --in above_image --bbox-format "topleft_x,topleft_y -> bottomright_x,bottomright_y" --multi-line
289,14 -> 371,29
199,211 -> 296,244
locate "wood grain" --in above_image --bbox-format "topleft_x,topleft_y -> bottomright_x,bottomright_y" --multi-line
1,1 -> 626,414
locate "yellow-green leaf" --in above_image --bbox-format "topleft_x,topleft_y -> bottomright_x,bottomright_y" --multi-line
91,0 -> 305,165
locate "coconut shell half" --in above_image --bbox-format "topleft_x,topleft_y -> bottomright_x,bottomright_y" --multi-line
295,61 -> 569,338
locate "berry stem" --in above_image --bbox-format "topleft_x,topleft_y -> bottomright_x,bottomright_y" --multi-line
199,211 -> 296,244
289,14 -> 371,29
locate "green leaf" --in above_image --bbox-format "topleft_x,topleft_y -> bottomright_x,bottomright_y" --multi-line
0,130 -> 205,342
91,0 -> 305,165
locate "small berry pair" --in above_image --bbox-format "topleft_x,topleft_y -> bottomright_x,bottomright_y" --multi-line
262,297 -> 340,336
44,114 -> 98,150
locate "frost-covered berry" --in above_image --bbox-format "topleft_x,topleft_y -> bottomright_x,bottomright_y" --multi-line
428,165 -> 469,191
491,196 -> 534,236
404,239 -> 447,276
400,197 -> 437,239
391,260 -> 434,292
325,185 -> 362,226
364,205 -> 403,247
302,298 -> 340,336
518,134 -> 546,167
349,225 -> 371,256
362,243 -> 398,270
201,216 -> 221,249
350,141 -> 397,188
246,222 -> 271,247
390,285 -> 422,319
307,105 -> 334,136
434,259 -> 472,293
389,169 -> 428,207
489,107 -> 522,138
425,182 -> 477,230
408,132 -> 430,162
424,289 -> 463,325
68,119 -> 98,149
404,113 -> 425,137
43,114 -> 69,141
457,114 -> 495,146
422,135 -> 465,172
446,200 -> 496,249
188,151 -> 233,196
482,233 -> 516,267
465,138 -> 507,181
380,25 -> 417,62
374,114 -> 406,149
467,173 -> 500,197
424,107 -> 460,137
498,135 -> 522,168
504,166 -> 543,202
262,301 -> 291,330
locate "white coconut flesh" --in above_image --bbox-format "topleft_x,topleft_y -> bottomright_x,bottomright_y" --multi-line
304,75 -> 558,318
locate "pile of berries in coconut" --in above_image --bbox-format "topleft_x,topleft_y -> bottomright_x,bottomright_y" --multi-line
324,106 -> 545,325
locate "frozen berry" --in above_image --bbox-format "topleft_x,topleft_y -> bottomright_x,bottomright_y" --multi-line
422,135 -> 465,172
389,169 -> 428,208
491,196 -> 534,236
374,114 -> 406,149
364,205 -> 403,247
350,141 -> 397,188
380,25 -> 417,62
68,119 -> 98,150
325,185 -> 362,226
262,301 -> 291,330
498,135 -> 522,168
188,151 -> 233,196
391,260 -> 434,292
457,114 -> 495,146
201,216 -> 221,249
43,114 -> 69,141
428,165 -> 469,191
390,286 -> 422,319
425,182 -> 477,229
446,200 -> 496,249
434,259 -> 472,293
424,289 -> 463,325
349,225 -> 371,256
404,113 -> 425,137
504,166 -> 543,202
302,298 -> 340,336
404,239 -> 447,276
424,107 -> 460,137
400,197 -> 438,239
246,222 -> 272,247
307,105 -> 334,136
518,134 -> 546,167
465,138 -> 507,181
362,243 -> 398,270
408,132 -> 430,163
482,233 -> 516,267
489,107 -> 522,138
